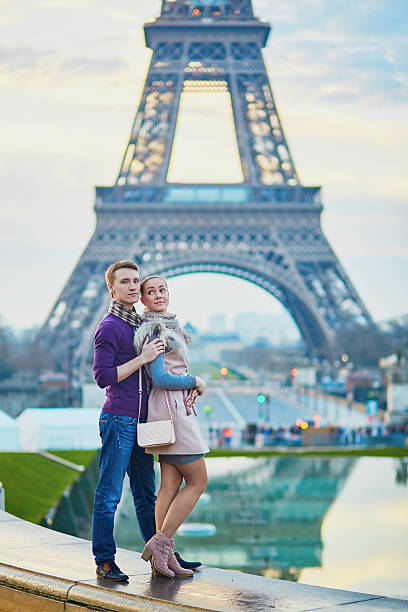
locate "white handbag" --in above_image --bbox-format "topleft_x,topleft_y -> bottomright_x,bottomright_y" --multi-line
137,369 -> 176,448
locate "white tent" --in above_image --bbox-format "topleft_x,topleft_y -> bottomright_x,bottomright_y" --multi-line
0,411 -> 20,450
17,408 -> 101,451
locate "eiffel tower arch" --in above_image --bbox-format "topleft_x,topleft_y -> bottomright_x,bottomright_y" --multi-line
37,0 -> 373,377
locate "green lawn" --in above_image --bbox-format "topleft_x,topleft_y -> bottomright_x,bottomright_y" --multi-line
1,446 -> 405,526
0,450 -> 97,524
189,361 -> 243,381
50,449 -> 98,467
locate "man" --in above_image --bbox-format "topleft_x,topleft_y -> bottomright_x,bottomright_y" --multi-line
92,260 -> 201,581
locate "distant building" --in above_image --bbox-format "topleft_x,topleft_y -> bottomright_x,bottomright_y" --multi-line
189,333 -> 243,362
39,372 -> 68,389
386,383 -> 408,426
209,313 -> 227,335
183,321 -> 197,337
233,312 -> 298,347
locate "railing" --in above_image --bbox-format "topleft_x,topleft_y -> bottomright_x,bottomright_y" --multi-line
0,482 -> 4,511
95,183 -> 321,206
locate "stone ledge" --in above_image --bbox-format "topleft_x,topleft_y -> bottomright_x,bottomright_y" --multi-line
68,582 -> 208,612
1,510 -> 407,612
0,565 -> 202,612
0,564 -> 73,600
0,583 -> 65,612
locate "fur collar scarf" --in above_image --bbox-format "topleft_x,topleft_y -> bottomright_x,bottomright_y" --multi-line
133,319 -> 190,356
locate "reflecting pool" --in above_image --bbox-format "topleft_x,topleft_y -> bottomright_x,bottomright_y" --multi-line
115,456 -> 408,599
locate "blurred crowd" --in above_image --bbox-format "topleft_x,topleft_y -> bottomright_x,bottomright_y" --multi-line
206,423 -> 408,449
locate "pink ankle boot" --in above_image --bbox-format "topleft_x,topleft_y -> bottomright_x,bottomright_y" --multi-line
141,531 -> 175,578
167,541 -> 194,577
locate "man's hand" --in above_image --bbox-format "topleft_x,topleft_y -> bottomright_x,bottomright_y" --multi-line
141,337 -> 165,364
116,337 -> 164,382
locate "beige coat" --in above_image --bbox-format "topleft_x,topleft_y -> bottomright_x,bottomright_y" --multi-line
142,327 -> 209,456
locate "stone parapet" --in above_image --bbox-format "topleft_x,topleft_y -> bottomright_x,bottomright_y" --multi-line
1,510 -> 407,611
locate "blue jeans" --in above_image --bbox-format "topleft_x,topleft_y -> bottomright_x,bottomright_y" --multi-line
92,412 -> 156,566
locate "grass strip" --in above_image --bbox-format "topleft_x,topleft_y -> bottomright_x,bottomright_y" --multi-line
49,449 -> 98,467
0,452 -> 80,524
189,361 -> 241,381
1,447 -> 404,526
207,447 -> 408,458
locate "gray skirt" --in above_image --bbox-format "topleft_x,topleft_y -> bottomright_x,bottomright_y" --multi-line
158,453 -> 204,466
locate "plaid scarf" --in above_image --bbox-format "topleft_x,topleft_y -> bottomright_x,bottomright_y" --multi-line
108,299 -> 143,328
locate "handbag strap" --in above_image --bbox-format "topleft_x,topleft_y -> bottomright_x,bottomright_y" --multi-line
162,387 -> 173,423
138,368 -> 143,424
138,367 -> 174,425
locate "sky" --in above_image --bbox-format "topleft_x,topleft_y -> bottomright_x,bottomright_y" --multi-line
1,0 -> 407,332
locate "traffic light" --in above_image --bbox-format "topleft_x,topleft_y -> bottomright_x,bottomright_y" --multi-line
220,367 -> 229,376
257,393 -> 266,404
288,367 -> 298,387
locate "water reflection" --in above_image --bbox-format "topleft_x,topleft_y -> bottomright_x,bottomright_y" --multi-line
299,457 -> 408,598
396,458 -> 408,485
115,456 -> 355,580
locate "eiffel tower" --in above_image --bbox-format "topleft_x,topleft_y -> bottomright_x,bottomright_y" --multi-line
38,0 -> 373,377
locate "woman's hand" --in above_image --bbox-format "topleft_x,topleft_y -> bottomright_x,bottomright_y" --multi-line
140,337 -> 165,364
195,375 -> 206,395
185,388 -> 199,406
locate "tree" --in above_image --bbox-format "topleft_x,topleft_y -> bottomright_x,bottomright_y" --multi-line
337,323 -> 394,368
0,357 -> 13,381
0,317 -> 15,380
0,317 -> 55,378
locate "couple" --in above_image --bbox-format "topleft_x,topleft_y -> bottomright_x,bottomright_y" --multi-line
92,260 -> 209,581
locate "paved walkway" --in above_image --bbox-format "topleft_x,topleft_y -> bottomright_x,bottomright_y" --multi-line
0,510 -> 407,611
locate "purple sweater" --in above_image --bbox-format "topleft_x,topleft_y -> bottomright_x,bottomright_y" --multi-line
93,313 -> 148,418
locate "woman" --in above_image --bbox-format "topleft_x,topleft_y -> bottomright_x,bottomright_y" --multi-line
133,275 -> 209,578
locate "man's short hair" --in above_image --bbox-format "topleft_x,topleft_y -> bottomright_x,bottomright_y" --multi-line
105,260 -> 139,289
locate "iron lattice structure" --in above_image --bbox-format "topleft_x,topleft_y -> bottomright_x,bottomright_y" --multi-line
38,0 -> 373,376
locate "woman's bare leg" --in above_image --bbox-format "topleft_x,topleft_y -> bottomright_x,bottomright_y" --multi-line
155,462 -> 183,531
161,458 -> 208,539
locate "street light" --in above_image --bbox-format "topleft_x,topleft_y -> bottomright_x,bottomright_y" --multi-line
256,393 -> 271,421
313,414 -> 322,428
288,367 -> 298,388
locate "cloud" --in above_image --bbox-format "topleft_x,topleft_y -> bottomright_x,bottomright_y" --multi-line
266,33 -> 408,105
258,0 -> 408,107
0,45 -> 127,82
272,58 -> 406,107
0,0 -> 407,328
0,46 -> 54,72
255,0 -> 327,25
59,56 -> 125,75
